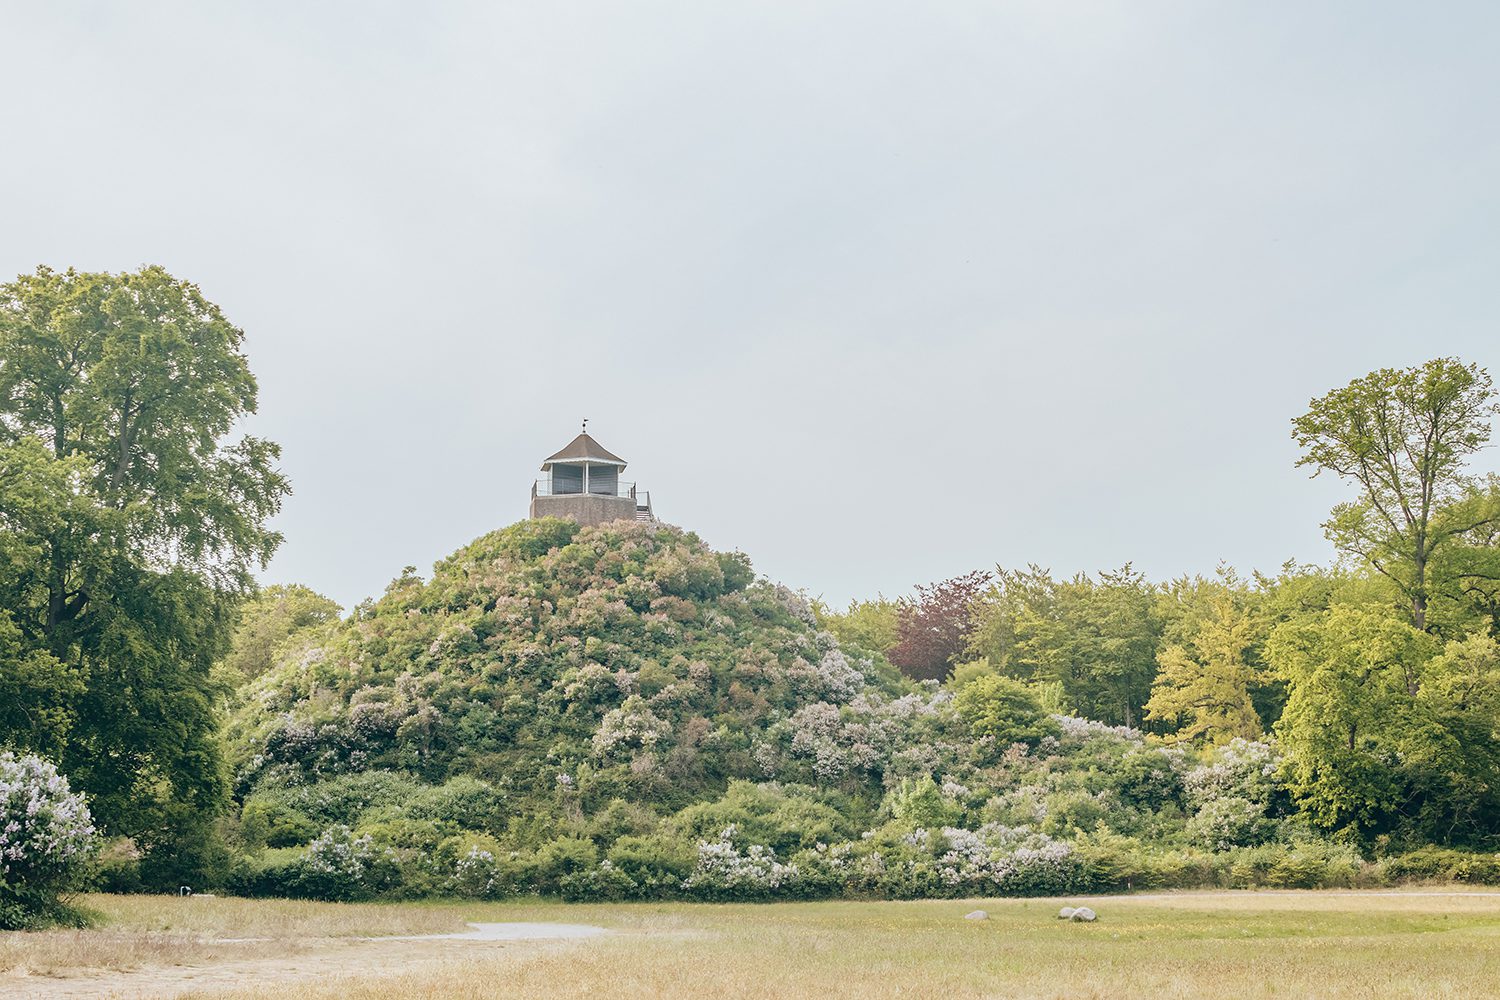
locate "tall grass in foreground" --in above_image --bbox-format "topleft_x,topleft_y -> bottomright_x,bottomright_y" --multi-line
5,891 -> 1498,1000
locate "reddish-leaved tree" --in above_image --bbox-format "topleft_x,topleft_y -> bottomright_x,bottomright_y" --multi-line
887,570 -> 993,681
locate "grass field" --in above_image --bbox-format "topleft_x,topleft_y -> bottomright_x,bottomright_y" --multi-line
4,890 -> 1500,999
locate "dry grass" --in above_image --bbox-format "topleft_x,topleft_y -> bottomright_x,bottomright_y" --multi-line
5,890 -> 1500,999
0,894 -> 469,979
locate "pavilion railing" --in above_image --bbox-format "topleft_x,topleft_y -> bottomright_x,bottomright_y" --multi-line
532,480 -> 641,500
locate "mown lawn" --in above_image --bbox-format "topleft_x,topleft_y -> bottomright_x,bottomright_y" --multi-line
5,890 -> 1500,999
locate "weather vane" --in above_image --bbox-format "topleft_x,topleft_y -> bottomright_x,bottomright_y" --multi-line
582,418 -> 589,434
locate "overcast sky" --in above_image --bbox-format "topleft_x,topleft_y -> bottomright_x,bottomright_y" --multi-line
4,2 -> 1498,610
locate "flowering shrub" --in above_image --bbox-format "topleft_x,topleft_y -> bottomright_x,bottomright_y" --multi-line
448,845 -> 522,898
291,824 -> 397,900
303,824 -> 377,878
591,697 -> 673,760
1187,796 -> 1276,850
682,826 -> 801,899
1053,714 -> 1140,744
0,752 -> 99,928
933,824 -> 1086,896
1183,740 -> 1284,849
1184,739 -> 1282,808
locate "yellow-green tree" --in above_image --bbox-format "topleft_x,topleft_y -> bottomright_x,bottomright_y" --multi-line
1145,597 -> 1261,744
812,597 -> 898,657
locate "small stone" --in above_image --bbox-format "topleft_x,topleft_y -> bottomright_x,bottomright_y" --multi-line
1057,907 -> 1076,919
1069,907 -> 1097,922
964,910 -> 989,921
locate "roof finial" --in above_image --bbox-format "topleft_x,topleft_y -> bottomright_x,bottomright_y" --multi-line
581,418 -> 589,435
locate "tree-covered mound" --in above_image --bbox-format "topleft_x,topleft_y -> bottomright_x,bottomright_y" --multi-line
217,519 -> 1500,902
230,517 -> 907,822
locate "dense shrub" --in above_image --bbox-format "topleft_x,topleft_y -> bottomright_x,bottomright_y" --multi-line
605,834 -> 696,894
528,836 -> 600,894
1378,848 -> 1500,885
0,753 -> 99,928
954,675 -> 1058,748
673,782 -> 856,854
681,826 -> 802,900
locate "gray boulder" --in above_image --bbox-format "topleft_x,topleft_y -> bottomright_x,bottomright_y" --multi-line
1069,907 -> 1097,922
1057,907 -> 1076,919
964,910 -> 989,921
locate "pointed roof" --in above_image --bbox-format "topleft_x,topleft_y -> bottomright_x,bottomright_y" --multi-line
540,432 -> 627,469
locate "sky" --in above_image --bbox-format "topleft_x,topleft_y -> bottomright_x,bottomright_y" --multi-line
3,2 -> 1498,611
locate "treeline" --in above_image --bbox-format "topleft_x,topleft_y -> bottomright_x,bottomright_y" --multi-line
2,263 -> 1499,924
819,358 -> 1500,848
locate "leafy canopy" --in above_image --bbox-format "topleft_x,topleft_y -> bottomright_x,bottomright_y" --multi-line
1292,358 -> 1500,631
0,265 -> 287,877
1145,596 -> 1262,745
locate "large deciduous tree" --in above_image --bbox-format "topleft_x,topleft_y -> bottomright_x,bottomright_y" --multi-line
0,265 -> 288,881
1292,358 -> 1500,633
887,571 -> 991,681
1267,606 -> 1500,844
1145,596 -> 1262,744
966,565 -> 1160,728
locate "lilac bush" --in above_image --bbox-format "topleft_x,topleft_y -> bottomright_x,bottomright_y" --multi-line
934,824 -> 1085,895
682,825 -> 801,898
1183,739 -> 1285,849
293,824 -> 397,899
591,697 -> 673,760
0,752 -> 99,928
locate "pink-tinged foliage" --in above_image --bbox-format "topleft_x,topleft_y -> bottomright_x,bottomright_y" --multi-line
888,571 -> 993,681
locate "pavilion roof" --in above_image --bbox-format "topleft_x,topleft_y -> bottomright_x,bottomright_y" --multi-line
540,432 -> 627,469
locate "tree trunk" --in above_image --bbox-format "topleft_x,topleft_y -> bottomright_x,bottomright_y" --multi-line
1412,549 -> 1428,632
51,395 -> 66,459
46,546 -> 66,636
111,392 -> 135,499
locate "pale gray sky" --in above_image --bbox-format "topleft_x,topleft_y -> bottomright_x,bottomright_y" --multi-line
4,2 -> 1498,610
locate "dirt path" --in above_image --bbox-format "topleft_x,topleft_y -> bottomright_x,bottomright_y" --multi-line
4,924 -> 607,1000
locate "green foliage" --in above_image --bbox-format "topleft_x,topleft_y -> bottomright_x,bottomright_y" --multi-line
1376,847 -> 1500,885
967,565 -> 1161,727
605,834 -> 696,892
952,674 -> 1057,747
1146,596 -> 1263,744
884,777 -> 962,829
814,597 -> 899,657
671,782 -> 856,853
530,836 -> 599,893
1268,607 -> 1500,845
223,584 -> 341,681
946,657 -> 998,690
0,265 -> 288,883
1292,358 -> 1500,632
1268,606 -> 1431,834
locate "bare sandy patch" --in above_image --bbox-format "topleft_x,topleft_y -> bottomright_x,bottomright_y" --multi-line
3,930 -> 602,1000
